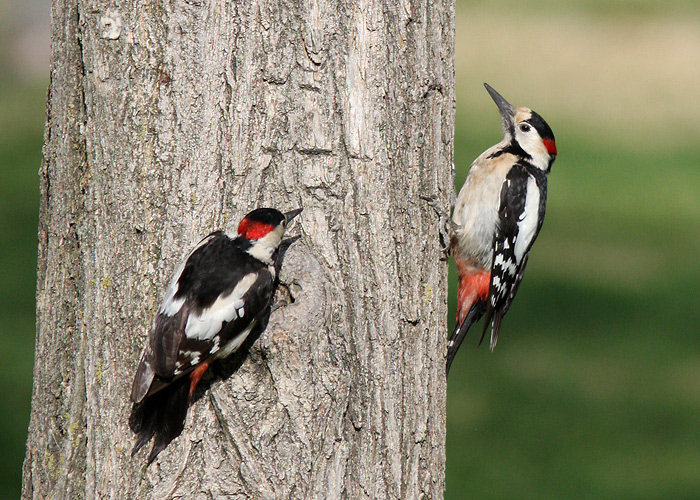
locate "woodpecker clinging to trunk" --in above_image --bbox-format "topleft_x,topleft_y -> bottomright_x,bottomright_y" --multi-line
445,83 -> 557,375
130,207 -> 302,464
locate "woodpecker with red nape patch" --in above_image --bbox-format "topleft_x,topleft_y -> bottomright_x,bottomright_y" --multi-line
445,83 -> 556,375
130,207 -> 302,464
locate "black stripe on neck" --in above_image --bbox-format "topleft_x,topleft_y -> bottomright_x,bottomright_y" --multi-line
488,139 -> 531,161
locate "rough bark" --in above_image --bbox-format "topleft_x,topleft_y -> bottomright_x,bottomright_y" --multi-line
23,0 -> 454,498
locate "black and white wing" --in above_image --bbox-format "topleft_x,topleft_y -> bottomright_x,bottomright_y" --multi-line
172,238 -> 276,376
481,163 -> 547,350
130,233 -> 218,403
130,232 -> 274,403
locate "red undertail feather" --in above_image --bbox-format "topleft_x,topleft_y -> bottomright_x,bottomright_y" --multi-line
189,360 -> 211,398
456,259 -> 490,324
447,258 -> 491,376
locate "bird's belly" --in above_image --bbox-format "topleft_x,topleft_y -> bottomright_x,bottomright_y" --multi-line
452,171 -> 505,269
453,205 -> 498,269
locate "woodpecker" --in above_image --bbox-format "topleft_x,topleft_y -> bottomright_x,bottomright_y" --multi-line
446,83 -> 557,375
130,207 -> 302,464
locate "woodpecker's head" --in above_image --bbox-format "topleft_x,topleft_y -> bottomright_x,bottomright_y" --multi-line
237,207 -> 302,263
485,83 -> 557,171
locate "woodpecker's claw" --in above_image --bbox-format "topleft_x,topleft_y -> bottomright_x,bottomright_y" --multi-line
421,195 -> 453,258
270,298 -> 289,314
260,331 -> 270,353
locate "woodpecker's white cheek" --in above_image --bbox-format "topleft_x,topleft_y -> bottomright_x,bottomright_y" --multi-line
516,130 -> 534,153
184,273 -> 257,340
246,226 -> 284,263
516,131 -> 550,170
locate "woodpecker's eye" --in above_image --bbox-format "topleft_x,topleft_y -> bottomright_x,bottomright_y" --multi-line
519,123 -> 531,133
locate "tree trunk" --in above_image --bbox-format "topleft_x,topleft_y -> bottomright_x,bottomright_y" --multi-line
22,0 -> 454,498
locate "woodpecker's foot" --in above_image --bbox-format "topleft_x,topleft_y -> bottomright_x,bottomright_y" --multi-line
421,195 -> 452,259
270,298 -> 289,314
259,330 -> 270,353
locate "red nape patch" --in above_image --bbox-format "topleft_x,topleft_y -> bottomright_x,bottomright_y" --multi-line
237,219 -> 275,240
543,138 -> 557,156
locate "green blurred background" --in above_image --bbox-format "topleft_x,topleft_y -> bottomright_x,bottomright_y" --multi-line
2,1 -> 699,498
0,0 -> 47,497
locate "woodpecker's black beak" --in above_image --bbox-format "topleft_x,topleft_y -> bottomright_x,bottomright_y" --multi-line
484,83 -> 516,130
284,208 -> 303,222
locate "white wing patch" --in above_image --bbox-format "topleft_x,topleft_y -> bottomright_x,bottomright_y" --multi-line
184,272 -> 258,341
159,234 -> 217,317
514,177 -> 540,263
214,320 -> 257,360
159,258 -> 187,317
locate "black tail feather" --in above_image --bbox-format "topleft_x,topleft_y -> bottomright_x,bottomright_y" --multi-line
446,301 -> 487,376
130,376 -> 191,464
478,304 -> 493,348
479,305 -> 504,351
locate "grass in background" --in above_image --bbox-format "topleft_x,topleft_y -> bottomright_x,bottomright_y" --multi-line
0,80 -> 44,499
447,133 -> 700,498
447,3 -> 700,498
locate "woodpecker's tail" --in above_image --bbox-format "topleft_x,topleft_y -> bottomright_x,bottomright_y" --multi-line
131,376 -> 190,464
446,301 -> 487,376
479,304 -> 506,352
